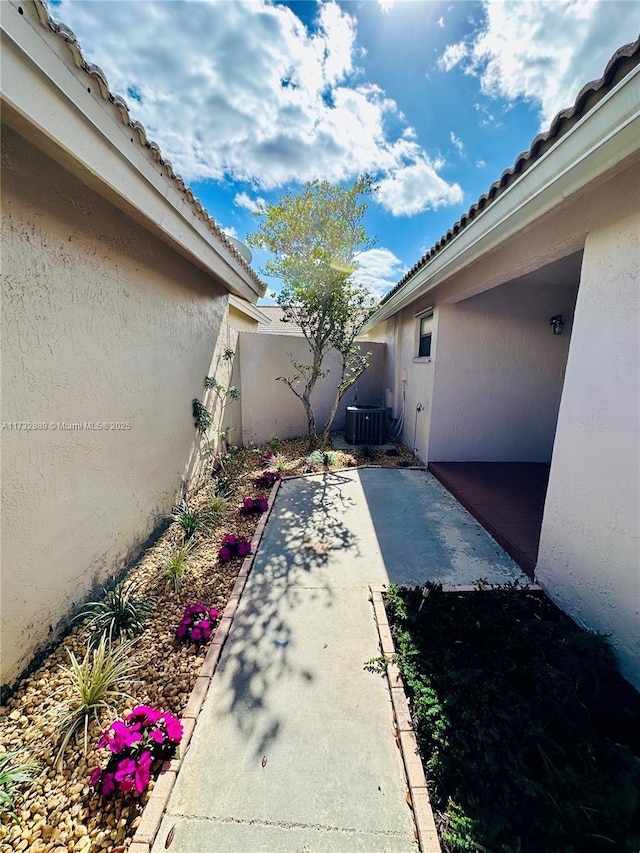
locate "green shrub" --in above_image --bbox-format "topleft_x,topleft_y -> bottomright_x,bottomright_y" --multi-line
385,584 -> 640,852
192,398 -> 212,435
305,449 -> 338,468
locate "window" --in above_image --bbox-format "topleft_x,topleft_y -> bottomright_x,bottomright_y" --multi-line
417,312 -> 433,358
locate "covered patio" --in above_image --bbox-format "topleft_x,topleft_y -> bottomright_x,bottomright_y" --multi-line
428,462 -> 550,577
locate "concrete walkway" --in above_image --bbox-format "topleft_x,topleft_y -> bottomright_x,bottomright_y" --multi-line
151,470 -> 524,852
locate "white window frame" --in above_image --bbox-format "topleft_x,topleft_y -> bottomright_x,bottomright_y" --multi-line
414,309 -> 434,361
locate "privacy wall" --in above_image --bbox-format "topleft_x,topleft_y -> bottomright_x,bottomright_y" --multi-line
1,129 -> 227,687
237,333 -> 386,445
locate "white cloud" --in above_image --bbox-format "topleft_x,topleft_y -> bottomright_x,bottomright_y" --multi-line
376,157 -> 463,216
441,0 -> 639,127
476,159 -> 486,168
450,131 -> 464,154
437,41 -> 468,72
437,16 -> 445,28
234,192 -> 266,214
220,225 -> 239,239
351,248 -> 406,299
53,0 -> 461,216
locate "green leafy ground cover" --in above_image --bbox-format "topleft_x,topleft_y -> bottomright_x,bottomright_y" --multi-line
385,584 -> 640,853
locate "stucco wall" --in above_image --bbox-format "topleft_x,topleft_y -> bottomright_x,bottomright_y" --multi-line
237,333 -> 386,445
1,127 -> 228,686
536,211 -> 640,688
427,275 -> 578,462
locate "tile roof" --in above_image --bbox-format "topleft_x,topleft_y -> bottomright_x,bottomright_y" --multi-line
380,36 -> 640,307
257,306 -> 305,336
28,0 -> 266,296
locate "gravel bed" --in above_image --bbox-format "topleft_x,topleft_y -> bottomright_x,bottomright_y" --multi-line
0,437 -> 416,851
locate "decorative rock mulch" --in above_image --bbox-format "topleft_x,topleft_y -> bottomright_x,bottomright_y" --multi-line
0,437 -> 417,852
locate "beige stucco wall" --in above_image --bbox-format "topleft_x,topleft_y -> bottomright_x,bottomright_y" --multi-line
536,211 -> 640,688
427,274 -> 578,462
1,126 -> 229,687
237,333 -> 386,445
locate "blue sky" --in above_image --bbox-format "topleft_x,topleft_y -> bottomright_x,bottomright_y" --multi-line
51,0 -> 639,302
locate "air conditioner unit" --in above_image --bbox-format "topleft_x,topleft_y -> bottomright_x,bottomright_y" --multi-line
345,405 -> 386,445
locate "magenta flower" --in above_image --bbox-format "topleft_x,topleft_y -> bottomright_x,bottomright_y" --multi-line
128,705 -> 162,725
210,608 -> 220,620
92,706 -> 182,800
135,751 -> 153,793
219,546 -> 231,561
101,773 -> 115,796
115,757 -> 136,780
164,714 -> 183,743
107,719 -> 142,753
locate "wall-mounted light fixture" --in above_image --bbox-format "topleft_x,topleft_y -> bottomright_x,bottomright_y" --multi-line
549,314 -> 565,335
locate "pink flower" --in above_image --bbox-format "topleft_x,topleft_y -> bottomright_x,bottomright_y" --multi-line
135,751 -> 153,793
128,705 -> 162,725
101,773 -> 115,796
210,608 -> 220,620
90,767 -> 102,787
176,623 -> 188,638
149,728 -> 165,744
164,714 -> 183,743
107,720 -> 142,753
191,627 -> 202,641
115,758 -> 136,781
219,546 -> 231,561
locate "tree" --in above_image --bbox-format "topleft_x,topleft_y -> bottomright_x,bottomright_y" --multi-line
247,176 -> 375,449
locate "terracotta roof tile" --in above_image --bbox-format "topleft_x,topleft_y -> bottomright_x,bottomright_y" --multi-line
380,36 -> 640,307
30,0 -> 266,296
257,306 -> 305,336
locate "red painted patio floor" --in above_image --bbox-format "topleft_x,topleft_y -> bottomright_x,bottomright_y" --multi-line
428,462 -> 551,578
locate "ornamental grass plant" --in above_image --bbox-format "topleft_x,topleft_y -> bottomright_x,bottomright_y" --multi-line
164,541 -> 194,592
0,750 -> 39,823
73,578 -> 154,642
51,636 -> 138,767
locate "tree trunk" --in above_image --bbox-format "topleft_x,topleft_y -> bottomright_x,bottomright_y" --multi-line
304,395 -> 318,449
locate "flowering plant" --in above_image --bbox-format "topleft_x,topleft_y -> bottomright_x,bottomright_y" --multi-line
239,495 -> 268,515
175,603 -> 220,643
344,455 -> 358,467
218,534 -> 252,562
252,470 -> 281,490
304,463 -> 320,474
90,706 -> 183,797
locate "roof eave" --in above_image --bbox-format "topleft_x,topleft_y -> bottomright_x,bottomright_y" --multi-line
364,55 -> 640,333
229,295 -> 271,324
1,0 -> 267,302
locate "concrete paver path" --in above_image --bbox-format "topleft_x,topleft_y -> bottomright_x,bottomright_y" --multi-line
151,470 -> 523,852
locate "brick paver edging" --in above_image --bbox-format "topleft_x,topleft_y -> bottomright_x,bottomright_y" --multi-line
130,479 -> 282,853
369,585 -> 442,853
